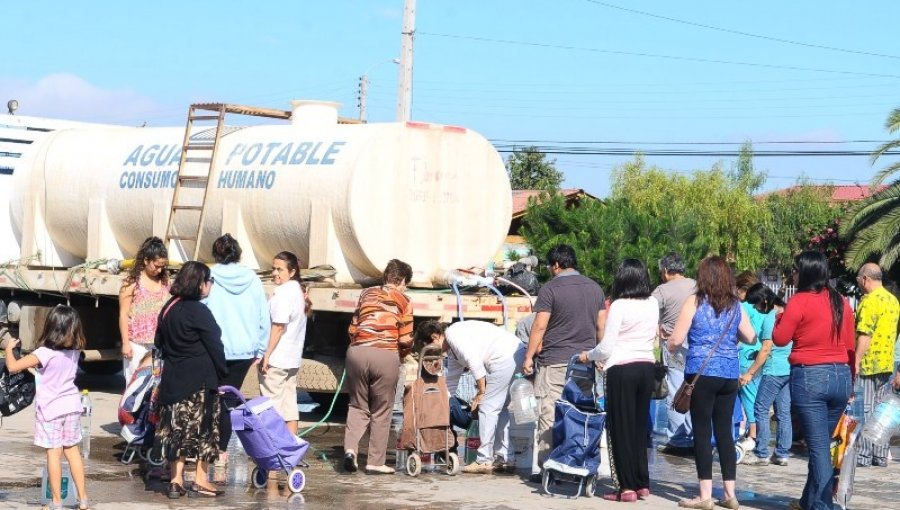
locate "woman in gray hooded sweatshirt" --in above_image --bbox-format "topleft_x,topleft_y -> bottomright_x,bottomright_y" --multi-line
203,234 -> 271,459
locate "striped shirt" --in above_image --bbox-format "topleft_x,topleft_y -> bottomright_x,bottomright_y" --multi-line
348,284 -> 414,358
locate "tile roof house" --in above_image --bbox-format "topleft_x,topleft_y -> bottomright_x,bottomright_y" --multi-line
758,184 -> 888,204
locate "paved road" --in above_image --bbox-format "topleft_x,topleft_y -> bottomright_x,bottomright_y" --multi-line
1,373 -> 898,509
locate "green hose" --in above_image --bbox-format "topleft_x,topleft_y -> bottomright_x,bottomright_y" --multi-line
298,368 -> 347,438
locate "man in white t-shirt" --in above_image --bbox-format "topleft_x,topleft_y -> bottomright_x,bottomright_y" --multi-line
415,320 -> 524,474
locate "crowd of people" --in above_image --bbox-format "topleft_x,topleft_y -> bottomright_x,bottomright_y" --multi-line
4,236 -> 900,510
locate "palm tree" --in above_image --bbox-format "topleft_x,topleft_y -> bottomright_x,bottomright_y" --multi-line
844,107 -> 900,270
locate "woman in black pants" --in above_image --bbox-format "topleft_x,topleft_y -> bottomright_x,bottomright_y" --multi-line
668,257 -> 757,510
579,259 -> 659,502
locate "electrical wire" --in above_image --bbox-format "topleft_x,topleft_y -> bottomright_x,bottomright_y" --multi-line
418,31 -> 900,80
582,1 -> 900,60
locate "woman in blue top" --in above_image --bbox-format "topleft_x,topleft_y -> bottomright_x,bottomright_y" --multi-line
740,283 -> 791,467
668,256 -> 757,510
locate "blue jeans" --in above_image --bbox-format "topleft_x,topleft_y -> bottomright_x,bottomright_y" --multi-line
791,363 -> 851,510
662,343 -> 693,447
753,375 -> 791,459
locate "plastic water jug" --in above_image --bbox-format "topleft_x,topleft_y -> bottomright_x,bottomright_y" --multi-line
80,390 -> 92,459
861,387 -> 900,446
464,420 -> 481,464
595,368 -> 606,411
508,375 -> 538,425
41,463 -> 77,506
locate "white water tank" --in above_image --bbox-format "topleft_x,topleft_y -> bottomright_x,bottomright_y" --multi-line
9,101 -> 512,286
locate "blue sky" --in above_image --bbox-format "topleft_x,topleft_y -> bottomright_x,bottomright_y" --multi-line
2,1 -> 896,196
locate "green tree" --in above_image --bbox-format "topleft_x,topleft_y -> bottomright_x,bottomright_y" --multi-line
760,183 -> 836,269
844,106 -> 900,271
730,141 -> 766,193
506,146 -> 563,190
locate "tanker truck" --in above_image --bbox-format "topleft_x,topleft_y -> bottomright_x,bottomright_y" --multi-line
0,100 -> 535,394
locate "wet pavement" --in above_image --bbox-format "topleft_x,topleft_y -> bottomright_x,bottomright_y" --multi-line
2,375 -> 899,509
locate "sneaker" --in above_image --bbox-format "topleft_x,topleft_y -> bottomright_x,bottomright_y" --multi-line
462,462 -> 494,474
771,456 -> 789,466
343,452 -> 358,473
872,457 -> 888,467
492,458 -> 515,474
657,444 -> 695,456
742,455 -> 770,466
364,464 -> 395,475
528,473 -> 542,483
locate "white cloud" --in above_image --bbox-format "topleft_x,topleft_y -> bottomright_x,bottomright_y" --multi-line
0,73 -> 162,125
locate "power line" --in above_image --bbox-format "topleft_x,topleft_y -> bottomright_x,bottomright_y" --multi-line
583,0 -> 900,60
418,31 -> 900,79
491,139 -> 891,145
493,146 -> 899,157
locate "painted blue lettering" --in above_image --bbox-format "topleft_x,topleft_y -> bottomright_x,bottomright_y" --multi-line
242,144 -> 262,165
217,170 -> 229,188
306,142 -> 323,164
272,143 -> 293,165
127,172 -> 137,188
255,171 -> 267,188
124,146 -> 142,166
264,171 -> 275,189
226,144 -> 245,165
321,141 -> 345,165
259,142 -> 281,165
155,145 -> 176,166
140,146 -> 160,166
168,147 -> 183,166
235,170 -> 248,188
119,172 -> 128,188
247,171 -> 257,189
290,142 -> 312,164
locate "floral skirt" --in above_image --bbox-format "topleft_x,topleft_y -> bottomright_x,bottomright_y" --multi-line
156,388 -> 220,463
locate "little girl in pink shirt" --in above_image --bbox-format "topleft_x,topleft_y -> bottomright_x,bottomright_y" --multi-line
5,305 -> 89,510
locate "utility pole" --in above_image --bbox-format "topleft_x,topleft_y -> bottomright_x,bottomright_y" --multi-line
396,0 -> 416,121
358,74 -> 369,122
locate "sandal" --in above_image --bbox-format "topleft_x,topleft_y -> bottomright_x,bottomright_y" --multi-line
168,482 -> 187,499
78,499 -> 92,510
189,483 -> 224,497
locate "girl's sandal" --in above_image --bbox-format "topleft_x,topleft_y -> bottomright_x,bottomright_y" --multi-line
78,499 -> 91,510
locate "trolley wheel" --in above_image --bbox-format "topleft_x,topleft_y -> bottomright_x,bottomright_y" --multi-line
251,467 -> 268,489
146,447 -> 165,467
406,453 -> 422,477
584,475 -> 597,497
446,452 -> 461,475
287,468 -> 306,493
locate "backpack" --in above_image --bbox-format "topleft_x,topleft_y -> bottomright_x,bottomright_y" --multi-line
0,347 -> 36,417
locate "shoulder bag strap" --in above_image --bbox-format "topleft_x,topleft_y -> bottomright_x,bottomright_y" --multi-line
685,303 -> 738,387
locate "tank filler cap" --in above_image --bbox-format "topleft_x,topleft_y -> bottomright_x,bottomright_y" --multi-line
289,100 -> 341,127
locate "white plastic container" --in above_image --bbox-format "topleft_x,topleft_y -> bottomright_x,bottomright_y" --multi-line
80,390 -> 91,459
861,388 -> 900,446
9,101 -> 511,286
41,463 -> 77,507
508,375 -> 538,425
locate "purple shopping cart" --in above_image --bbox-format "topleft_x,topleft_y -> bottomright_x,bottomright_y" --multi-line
219,385 -> 310,493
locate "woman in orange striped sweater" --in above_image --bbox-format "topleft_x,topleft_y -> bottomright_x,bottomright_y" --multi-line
342,259 -> 414,474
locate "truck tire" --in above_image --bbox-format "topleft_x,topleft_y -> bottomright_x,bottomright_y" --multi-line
298,356 -> 346,393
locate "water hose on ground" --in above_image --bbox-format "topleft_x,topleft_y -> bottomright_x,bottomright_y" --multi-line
298,368 -> 347,439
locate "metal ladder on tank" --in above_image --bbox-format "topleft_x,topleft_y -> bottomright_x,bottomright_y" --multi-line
164,103 -> 293,261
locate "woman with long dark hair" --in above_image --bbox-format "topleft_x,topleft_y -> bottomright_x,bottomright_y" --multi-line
668,256 -> 757,510
773,251 -> 855,510
578,259 -> 658,502
118,236 -> 169,382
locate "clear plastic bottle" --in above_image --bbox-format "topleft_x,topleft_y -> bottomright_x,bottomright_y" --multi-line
508,375 -> 538,425
80,390 -> 92,459
861,389 -> 900,446
595,368 -> 605,411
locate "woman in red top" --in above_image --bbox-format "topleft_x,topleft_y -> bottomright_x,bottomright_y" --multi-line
772,251 -> 855,510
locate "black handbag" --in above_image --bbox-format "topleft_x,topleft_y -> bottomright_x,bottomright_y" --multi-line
651,337 -> 668,400
0,347 -> 36,417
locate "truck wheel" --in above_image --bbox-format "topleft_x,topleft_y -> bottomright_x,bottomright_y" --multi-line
297,356 -> 346,393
